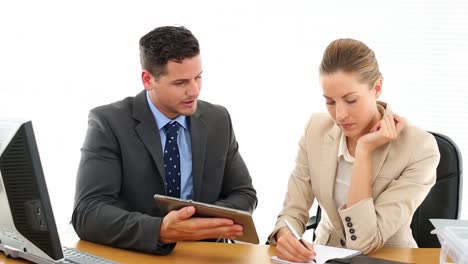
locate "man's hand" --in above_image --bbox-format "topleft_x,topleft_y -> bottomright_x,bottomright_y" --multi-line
159,206 -> 243,244
276,227 -> 316,263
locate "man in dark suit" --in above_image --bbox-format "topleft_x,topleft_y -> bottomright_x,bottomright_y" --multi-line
71,26 -> 257,255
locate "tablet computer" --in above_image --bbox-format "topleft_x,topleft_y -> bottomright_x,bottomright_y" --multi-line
153,194 -> 259,244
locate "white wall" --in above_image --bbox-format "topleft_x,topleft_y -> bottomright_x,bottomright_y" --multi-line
1,0 -> 467,244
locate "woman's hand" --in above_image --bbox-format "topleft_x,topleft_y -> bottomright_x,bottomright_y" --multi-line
275,227 -> 316,262
357,114 -> 406,154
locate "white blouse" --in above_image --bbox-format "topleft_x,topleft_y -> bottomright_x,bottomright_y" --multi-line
333,132 -> 354,210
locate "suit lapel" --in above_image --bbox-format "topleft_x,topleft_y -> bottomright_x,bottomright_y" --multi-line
132,91 -> 166,185
189,111 -> 207,201
318,124 -> 346,240
371,101 -> 392,183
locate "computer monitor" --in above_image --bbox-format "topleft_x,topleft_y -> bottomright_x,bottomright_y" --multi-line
0,120 -> 64,263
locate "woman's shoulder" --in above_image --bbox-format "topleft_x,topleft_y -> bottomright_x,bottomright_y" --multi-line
306,112 -> 336,129
300,113 -> 341,142
394,120 -> 439,158
384,103 -> 438,152
400,120 -> 434,143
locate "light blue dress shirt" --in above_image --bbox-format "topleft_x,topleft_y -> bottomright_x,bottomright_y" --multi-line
146,92 -> 193,199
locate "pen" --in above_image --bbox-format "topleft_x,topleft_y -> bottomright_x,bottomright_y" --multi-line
284,219 -> 316,262
283,219 -> 309,249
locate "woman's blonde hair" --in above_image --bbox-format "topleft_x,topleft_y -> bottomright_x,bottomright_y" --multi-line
319,38 -> 382,87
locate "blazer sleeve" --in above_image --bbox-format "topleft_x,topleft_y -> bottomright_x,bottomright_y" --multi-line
71,110 -> 175,255
212,108 -> 258,213
337,132 -> 439,254
267,118 -> 315,244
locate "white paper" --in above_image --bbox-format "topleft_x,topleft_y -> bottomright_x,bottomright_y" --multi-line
271,245 -> 360,264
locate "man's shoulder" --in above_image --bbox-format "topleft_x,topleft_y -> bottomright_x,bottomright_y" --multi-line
197,100 -> 227,112
90,95 -> 138,120
196,100 -> 229,118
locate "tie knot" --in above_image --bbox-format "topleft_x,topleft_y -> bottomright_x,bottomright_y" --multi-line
164,121 -> 180,138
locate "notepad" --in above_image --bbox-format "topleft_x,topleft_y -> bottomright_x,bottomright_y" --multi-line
271,245 -> 360,264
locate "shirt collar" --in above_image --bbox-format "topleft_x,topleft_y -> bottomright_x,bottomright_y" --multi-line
338,132 -> 355,163
146,91 -> 189,131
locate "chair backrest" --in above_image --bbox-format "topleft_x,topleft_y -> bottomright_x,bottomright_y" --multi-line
410,132 -> 463,247
309,132 -> 463,247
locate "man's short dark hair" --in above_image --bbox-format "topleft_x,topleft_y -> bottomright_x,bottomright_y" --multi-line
139,26 -> 200,79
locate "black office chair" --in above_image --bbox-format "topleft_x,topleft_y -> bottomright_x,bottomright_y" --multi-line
307,131 -> 463,248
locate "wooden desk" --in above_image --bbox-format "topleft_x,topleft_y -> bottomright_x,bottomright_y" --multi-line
0,238 -> 441,264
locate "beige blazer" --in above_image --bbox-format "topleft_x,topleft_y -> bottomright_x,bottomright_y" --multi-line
268,102 -> 439,254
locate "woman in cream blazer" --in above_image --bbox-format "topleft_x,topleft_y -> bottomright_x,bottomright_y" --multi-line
268,39 -> 440,262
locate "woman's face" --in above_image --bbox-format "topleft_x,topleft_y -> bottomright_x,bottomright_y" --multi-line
320,71 -> 382,141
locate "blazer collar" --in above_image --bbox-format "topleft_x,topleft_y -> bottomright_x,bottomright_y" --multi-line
319,122 -> 344,239
132,90 -> 167,185
319,101 -> 392,240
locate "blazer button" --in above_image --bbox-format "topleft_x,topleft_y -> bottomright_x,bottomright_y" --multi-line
340,239 -> 346,247
345,217 -> 351,222
351,235 -> 357,241
347,222 -> 353,228
349,228 -> 355,234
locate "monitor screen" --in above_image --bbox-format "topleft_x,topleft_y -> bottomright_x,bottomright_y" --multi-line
0,120 -> 64,262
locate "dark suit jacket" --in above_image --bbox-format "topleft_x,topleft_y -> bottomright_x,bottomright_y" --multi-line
72,90 -> 257,254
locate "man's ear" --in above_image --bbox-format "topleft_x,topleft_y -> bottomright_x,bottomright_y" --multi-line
142,70 -> 155,91
373,78 -> 383,99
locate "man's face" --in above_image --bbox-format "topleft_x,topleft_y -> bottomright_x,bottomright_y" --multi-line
143,55 -> 202,119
